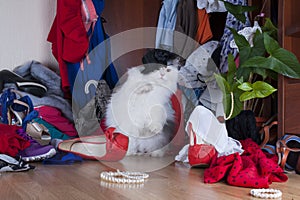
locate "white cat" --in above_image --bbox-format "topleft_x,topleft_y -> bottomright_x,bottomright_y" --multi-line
105,65 -> 179,156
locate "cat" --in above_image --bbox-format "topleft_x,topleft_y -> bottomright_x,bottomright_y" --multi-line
105,64 -> 179,157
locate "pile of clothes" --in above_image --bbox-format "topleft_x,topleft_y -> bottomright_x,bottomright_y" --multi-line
0,61 -> 82,172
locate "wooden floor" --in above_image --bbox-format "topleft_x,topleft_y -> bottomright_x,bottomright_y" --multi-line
1,158 -> 300,200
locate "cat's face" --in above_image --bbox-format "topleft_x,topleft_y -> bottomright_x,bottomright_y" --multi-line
154,65 -> 179,82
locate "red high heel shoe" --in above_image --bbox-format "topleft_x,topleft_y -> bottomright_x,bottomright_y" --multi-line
187,122 -> 216,167
58,127 -> 128,162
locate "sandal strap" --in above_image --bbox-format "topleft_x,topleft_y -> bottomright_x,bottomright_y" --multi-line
276,135 -> 300,170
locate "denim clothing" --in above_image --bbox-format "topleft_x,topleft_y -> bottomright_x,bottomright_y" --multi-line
155,0 -> 179,51
69,0 -> 119,112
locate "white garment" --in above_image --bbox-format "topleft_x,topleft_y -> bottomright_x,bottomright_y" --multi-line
186,105 -> 244,157
230,21 -> 262,50
175,144 -> 189,162
197,0 -> 227,13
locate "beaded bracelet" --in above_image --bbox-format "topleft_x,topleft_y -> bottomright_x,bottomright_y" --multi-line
100,169 -> 149,184
250,188 -> 282,199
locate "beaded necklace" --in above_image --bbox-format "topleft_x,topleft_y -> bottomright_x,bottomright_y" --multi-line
100,170 -> 149,184
250,188 -> 282,199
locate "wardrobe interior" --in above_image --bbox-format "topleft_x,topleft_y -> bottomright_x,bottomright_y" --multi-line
101,0 -> 273,116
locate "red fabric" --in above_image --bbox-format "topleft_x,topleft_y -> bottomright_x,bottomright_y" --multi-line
204,138 -> 288,188
170,90 -> 185,148
47,0 -> 89,97
34,106 -> 78,137
0,124 -> 30,157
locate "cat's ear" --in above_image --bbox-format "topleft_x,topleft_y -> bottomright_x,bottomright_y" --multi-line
127,66 -> 143,78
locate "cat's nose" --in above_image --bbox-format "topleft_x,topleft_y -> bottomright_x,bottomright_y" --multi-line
159,69 -> 165,77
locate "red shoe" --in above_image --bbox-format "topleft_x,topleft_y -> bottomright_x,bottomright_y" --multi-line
58,127 -> 128,162
187,122 -> 216,167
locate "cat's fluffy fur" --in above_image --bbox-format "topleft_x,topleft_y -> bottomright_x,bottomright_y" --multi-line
105,65 -> 179,156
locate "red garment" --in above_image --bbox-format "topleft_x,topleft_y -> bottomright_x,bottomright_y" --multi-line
0,124 -> 30,157
204,138 -> 288,188
35,106 -> 78,137
47,0 -> 89,97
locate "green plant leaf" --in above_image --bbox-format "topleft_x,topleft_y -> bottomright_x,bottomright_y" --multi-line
215,73 -> 243,120
264,32 -> 280,53
240,31 -> 265,60
242,33 -> 300,79
236,30 -> 266,79
227,53 -> 237,86
239,81 -> 277,101
262,18 -> 278,40
239,91 -> 256,102
225,86 -> 244,120
238,82 -> 253,91
252,81 -> 277,97
229,27 -> 249,48
221,0 -> 257,23
214,73 -> 230,95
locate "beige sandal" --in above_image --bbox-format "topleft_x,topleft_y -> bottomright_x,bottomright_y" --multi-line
26,121 -> 51,146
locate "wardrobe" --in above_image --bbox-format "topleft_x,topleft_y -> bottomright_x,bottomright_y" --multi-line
278,0 -> 300,138
102,0 -> 162,75
102,0 -> 300,140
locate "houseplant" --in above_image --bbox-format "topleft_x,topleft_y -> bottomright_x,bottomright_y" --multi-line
215,1 -> 300,121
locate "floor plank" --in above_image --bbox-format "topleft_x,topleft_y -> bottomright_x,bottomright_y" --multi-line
0,160 -> 299,200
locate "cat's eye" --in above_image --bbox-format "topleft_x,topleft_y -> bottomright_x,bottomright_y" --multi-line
166,69 -> 171,72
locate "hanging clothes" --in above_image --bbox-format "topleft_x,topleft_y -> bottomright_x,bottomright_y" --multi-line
196,0 -> 226,13
71,0 -> 118,112
195,9 -> 213,45
174,0 -> 199,57
47,0 -> 89,98
155,0 -> 179,52
218,0 -> 251,73
48,0 -> 118,102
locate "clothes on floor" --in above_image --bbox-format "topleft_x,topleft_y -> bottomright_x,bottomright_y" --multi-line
32,118 -> 71,140
0,154 -> 35,172
34,106 -> 78,138
186,106 -> 244,157
0,124 -> 30,157
6,61 -> 74,122
204,139 -> 288,188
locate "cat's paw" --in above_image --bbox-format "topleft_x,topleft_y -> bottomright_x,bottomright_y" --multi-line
149,148 -> 166,157
149,123 -> 163,134
135,83 -> 153,94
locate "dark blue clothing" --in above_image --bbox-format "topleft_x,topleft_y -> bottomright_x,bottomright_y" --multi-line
68,0 -> 118,111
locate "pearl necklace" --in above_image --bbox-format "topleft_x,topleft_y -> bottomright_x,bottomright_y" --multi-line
100,169 -> 149,184
250,188 -> 282,199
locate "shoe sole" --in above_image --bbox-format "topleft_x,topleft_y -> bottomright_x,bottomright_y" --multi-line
21,148 -> 56,162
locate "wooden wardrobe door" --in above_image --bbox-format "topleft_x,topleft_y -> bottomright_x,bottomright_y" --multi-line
102,0 -> 161,75
278,0 -> 300,137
